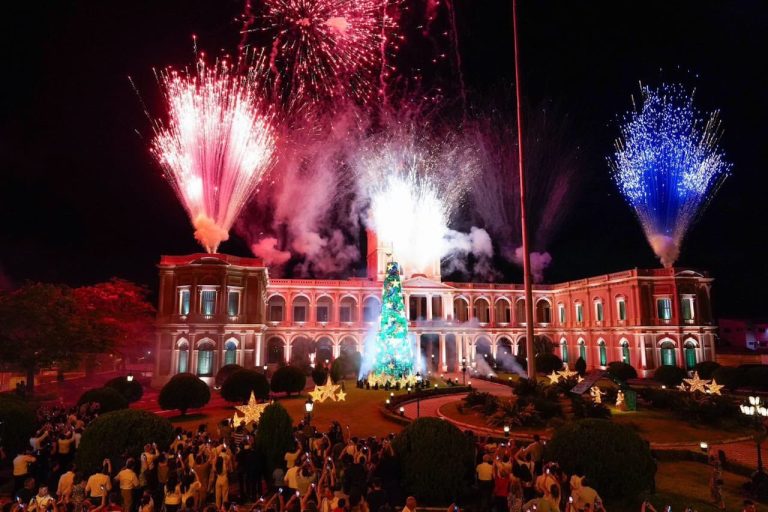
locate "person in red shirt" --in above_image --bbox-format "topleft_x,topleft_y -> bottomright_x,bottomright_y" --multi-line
493,469 -> 511,512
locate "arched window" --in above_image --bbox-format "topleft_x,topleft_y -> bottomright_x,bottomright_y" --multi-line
339,296 -> 357,323
293,296 -> 310,323
316,296 -> 333,323
660,340 -> 676,366
620,339 -> 630,365
495,299 -> 511,324
267,337 -> 285,364
575,302 -> 584,324
557,303 -> 566,325
268,296 -> 285,322
616,297 -> 627,322
177,339 -> 189,373
598,339 -> 607,366
363,297 -> 380,322
684,339 -> 698,370
316,337 -> 333,364
340,336 -> 359,356
224,339 -> 238,365
454,298 -> 469,322
197,340 -> 215,376
475,337 -> 492,361
474,298 -> 490,324
497,337 -> 513,358
560,339 -> 569,363
578,339 -> 587,362
536,300 -> 552,324
515,299 -> 526,324
594,299 -> 604,322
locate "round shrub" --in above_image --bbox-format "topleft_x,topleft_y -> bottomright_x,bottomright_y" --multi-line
536,353 -> 563,374
693,361 -> 721,380
158,373 -> 210,415
104,376 -> 143,403
0,396 -> 36,456
712,366 -> 744,391
653,365 -> 686,387
270,365 -> 307,396
76,409 -> 173,474
546,419 -> 655,501
311,367 -> 328,386
393,418 -> 474,504
215,364 -> 243,387
221,369 -> 270,402
606,361 -> 638,382
574,357 -> 587,376
256,403 -> 294,473
77,387 -> 129,413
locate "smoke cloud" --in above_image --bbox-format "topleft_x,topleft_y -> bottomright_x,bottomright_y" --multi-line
251,237 -> 291,265
193,214 -> 229,253
512,247 -> 553,283
648,233 -> 680,268
443,227 -> 500,281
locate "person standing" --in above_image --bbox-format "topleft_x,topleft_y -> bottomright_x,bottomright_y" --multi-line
85,460 -> 112,503
13,450 -> 37,495
402,496 -> 417,512
476,455 -> 494,512
115,459 -> 140,512
57,464 -> 76,503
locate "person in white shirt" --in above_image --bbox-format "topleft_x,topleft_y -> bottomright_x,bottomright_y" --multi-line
115,459 -> 140,512
284,443 -> 302,470
57,465 -> 76,501
85,460 -> 112,501
402,496 -> 418,512
13,451 -> 37,494
29,429 -> 49,452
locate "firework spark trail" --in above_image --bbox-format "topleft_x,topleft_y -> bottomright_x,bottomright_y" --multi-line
355,119 -> 478,275
242,0 -> 399,112
469,101 -> 579,281
151,59 -> 276,253
610,83 -> 730,268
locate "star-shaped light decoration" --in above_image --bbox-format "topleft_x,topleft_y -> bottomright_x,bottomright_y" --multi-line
233,392 -> 269,425
683,372 -> 709,394
310,381 -> 341,403
336,389 -> 346,401
558,368 -> 579,380
706,379 -> 724,396
547,371 -> 562,384
677,383 -> 687,391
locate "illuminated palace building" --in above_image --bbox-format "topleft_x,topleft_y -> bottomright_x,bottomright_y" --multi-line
153,237 -> 717,386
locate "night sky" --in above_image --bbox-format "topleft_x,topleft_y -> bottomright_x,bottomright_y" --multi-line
1,1 -> 766,317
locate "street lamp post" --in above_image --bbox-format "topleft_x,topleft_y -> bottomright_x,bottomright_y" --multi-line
416,372 -> 422,417
461,358 -> 468,385
740,395 -> 768,494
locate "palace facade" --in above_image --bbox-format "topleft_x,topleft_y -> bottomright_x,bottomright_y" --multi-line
152,245 -> 717,386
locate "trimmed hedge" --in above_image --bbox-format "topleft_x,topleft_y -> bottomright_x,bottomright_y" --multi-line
270,365 -> 307,396
158,373 -> 210,415
393,417 -> 474,504
76,409 -> 173,474
693,361 -> 721,380
536,353 -> 563,374
311,367 -> 328,386
221,369 -> 270,402
256,403 -> 294,474
0,396 -> 36,456
574,357 -> 587,376
606,361 -> 637,382
712,366 -> 743,391
653,365 -> 686,387
546,419 -> 655,501
215,364 -> 244,387
104,376 -> 143,403
77,387 -> 129,413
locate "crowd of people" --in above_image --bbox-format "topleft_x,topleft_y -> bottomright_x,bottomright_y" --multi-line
0,402 -> 760,512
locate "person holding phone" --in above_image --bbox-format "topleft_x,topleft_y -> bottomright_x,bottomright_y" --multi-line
85,461 -> 112,503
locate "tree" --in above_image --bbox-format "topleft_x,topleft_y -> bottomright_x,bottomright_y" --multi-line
104,376 -> 143,403
72,279 -> 155,364
158,373 -> 211,415
76,409 -> 173,474
0,283 -> 82,392
693,361 -> 721,380
311,367 -> 328,385
653,365 -> 686,387
256,403 -> 294,473
546,419 -> 655,501
221,369 -> 270,402
574,357 -> 587,376
0,396 -> 36,457
535,353 -> 563,374
215,364 -> 243,388
606,361 -> 638,382
393,417 -> 474,504
77,387 -> 129,413
270,366 -> 307,396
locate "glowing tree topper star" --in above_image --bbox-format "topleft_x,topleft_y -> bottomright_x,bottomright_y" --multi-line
151,58 -> 276,253
609,83 -> 730,268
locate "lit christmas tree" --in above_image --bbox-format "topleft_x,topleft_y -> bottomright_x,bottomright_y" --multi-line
367,261 -> 415,386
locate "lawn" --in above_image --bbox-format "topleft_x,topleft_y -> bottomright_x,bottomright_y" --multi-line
167,382 -> 408,437
639,460 -> 767,512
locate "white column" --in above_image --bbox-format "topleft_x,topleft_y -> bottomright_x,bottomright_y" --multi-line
255,333 -> 263,367
439,333 -> 447,371
457,334 -> 463,366
426,294 -> 433,321
639,335 -> 647,369
333,343 -> 340,358
285,337 -> 292,362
